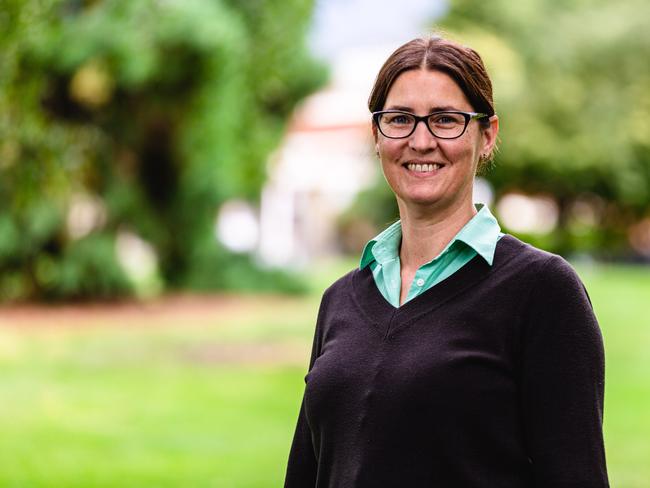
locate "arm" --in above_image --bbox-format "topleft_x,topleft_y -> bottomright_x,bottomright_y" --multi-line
520,255 -> 609,487
284,290 -> 329,487
284,398 -> 318,487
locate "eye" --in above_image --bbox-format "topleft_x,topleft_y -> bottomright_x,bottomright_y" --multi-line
430,113 -> 463,126
384,113 -> 413,125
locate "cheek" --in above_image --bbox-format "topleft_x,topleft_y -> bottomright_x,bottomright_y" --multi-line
439,136 -> 481,170
378,147 -> 402,192
377,139 -> 403,162
461,130 -> 484,158
379,157 -> 396,183
378,142 -> 403,178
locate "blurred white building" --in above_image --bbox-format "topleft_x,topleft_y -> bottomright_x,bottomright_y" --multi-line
220,0 -> 447,267
224,47 -> 500,268
258,47 -> 394,267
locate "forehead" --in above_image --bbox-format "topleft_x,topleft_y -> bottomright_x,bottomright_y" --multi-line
384,69 -> 472,111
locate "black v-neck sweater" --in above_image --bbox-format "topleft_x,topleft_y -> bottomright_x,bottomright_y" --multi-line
284,235 -> 608,487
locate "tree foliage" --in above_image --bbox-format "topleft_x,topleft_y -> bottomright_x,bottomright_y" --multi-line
445,0 -> 650,197
344,0 -> 650,257
0,0 -> 325,301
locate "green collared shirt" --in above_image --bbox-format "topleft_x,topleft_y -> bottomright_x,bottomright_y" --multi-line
359,204 -> 503,308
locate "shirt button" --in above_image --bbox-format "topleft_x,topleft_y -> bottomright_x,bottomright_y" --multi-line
416,278 -> 425,287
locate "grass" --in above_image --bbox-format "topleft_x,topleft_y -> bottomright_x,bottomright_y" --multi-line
579,264 -> 650,488
0,260 -> 648,487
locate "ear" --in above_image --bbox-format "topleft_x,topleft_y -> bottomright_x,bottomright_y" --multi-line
371,121 -> 379,145
480,115 -> 499,157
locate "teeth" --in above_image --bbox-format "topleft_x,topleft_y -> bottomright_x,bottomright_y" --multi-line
406,163 -> 441,172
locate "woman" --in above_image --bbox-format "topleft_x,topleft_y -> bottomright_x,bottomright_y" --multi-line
285,36 -> 609,487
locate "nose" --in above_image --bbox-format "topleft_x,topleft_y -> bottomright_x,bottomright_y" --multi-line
408,119 -> 438,153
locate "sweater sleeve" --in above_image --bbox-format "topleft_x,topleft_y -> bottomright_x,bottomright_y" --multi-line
520,255 -> 609,487
284,289 -> 329,487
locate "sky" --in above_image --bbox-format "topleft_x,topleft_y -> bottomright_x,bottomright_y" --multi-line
309,0 -> 447,60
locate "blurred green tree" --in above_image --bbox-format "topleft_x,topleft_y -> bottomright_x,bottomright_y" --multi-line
0,0 -> 325,301
442,0 -> 650,256
343,0 -> 650,258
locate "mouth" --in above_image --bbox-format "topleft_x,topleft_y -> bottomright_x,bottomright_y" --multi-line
403,162 -> 445,174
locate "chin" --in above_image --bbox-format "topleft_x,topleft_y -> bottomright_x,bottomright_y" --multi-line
399,192 -> 445,207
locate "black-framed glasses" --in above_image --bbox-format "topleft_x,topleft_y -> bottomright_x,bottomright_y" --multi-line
372,110 -> 489,140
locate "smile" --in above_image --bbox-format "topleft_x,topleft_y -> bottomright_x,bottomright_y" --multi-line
404,162 -> 444,173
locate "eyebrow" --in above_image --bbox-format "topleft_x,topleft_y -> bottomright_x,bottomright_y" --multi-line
384,104 -> 460,113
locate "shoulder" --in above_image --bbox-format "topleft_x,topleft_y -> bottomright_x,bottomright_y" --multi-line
495,234 -> 554,265
495,234 -> 593,309
495,234 -> 582,282
311,268 -> 360,345
324,267 -> 357,292
319,267 -> 359,306
499,239 -> 599,339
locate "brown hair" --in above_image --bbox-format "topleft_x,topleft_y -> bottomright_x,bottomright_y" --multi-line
368,35 -> 495,128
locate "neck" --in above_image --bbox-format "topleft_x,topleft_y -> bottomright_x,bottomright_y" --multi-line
397,199 -> 477,270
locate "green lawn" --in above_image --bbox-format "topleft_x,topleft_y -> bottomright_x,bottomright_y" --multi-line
580,264 -> 650,488
0,262 -> 648,487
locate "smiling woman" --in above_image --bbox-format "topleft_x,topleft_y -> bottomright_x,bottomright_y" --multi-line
284,35 -> 609,488
373,69 -> 497,220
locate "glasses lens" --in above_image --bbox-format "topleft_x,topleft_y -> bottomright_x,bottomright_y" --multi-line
428,112 -> 467,138
378,112 -> 415,138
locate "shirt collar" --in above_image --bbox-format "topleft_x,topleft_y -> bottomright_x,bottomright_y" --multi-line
359,219 -> 402,269
452,204 -> 501,265
359,204 -> 501,269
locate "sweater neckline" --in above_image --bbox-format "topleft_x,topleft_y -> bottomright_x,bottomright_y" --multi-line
350,234 -> 517,338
